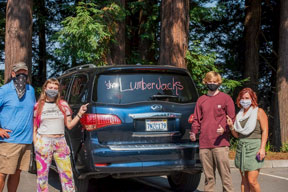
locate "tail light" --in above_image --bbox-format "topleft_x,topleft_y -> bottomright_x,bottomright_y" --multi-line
94,163 -> 110,167
188,114 -> 194,123
80,114 -> 122,131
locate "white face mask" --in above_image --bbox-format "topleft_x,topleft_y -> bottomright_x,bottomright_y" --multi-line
240,99 -> 252,109
45,89 -> 58,98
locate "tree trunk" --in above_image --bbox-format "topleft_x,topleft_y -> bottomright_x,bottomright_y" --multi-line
37,0 -> 47,85
159,0 -> 189,68
276,0 -> 288,146
108,0 -> 125,65
270,1 -> 281,150
243,0 -> 261,91
4,0 -> 33,83
138,0 -> 157,63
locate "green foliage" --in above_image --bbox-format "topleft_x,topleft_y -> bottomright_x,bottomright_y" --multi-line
186,41 -> 246,96
280,142 -> 288,153
0,1 -> 6,64
0,74 -> 3,87
265,140 -> 272,153
125,1 -> 160,64
229,137 -> 238,151
54,2 -> 125,66
186,41 -> 218,95
190,1 -> 226,24
221,78 -> 249,97
34,86 -> 42,100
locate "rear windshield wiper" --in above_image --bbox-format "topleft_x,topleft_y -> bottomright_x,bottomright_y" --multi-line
150,95 -> 178,99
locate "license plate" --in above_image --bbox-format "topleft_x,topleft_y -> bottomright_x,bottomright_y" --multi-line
145,119 -> 168,131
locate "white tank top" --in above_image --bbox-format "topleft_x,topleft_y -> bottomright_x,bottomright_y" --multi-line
36,102 -> 71,135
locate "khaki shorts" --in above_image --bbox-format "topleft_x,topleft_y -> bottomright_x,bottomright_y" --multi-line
0,142 -> 32,174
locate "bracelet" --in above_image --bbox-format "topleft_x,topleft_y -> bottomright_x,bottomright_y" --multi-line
77,114 -> 82,118
229,125 -> 235,131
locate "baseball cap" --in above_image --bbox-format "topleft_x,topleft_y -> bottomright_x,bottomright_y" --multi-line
12,62 -> 28,72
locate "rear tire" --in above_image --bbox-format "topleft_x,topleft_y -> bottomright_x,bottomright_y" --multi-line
168,172 -> 201,192
71,154 -> 89,192
74,175 -> 89,192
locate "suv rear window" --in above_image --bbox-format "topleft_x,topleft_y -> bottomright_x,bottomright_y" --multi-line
93,72 -> 198,104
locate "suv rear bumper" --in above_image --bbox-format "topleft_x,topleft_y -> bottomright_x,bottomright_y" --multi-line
78,160 -> 202,179
77,142 -> 202,179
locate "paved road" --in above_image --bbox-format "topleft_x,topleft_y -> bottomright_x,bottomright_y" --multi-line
4,168 -> 288,192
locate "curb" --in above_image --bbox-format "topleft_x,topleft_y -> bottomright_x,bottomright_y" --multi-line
229,159 -> 288,168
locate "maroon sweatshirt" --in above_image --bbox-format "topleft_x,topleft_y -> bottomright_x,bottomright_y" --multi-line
192,92 -> 235,149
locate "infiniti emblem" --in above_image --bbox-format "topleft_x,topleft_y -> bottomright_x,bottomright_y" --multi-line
151,104 -> 162,111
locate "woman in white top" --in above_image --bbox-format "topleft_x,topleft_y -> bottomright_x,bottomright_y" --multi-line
33,78 -> 88,192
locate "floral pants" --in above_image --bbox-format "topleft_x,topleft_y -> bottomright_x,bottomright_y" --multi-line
34,134 -> 75,192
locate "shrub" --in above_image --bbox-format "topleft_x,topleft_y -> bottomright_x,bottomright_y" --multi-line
229,137 -> 238,151
280,142 -> 288,153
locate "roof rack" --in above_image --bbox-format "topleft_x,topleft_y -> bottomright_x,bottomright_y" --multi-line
62,64 -> 96,74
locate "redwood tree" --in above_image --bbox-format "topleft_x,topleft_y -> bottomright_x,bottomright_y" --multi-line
159,0 -> 189,68
35,0 -> 47,85
276,0 -> 288,146
4,0 -> 33,82
108,0 -> 125,65
243,0 -> 261,90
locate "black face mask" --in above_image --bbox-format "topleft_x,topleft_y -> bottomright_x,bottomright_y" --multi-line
207,83 -> 220,91
13,73 -> 28,99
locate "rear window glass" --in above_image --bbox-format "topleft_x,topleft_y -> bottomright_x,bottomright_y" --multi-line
59,77 -> 71,100
93,73 -> 198,104
69,74 -> 89,104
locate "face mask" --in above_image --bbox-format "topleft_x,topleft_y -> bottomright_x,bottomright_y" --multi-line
13,73 -> 28,99
240,99 -> 252,109
207,83 -> 220,91
45,89 -> 58,98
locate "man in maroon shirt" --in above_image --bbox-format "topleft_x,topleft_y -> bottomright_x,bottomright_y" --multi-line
190,71 -> 235,192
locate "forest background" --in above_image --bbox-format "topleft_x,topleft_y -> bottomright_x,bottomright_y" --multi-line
0,0 -> 287,151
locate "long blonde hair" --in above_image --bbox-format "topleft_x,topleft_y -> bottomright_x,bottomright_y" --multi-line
34,78 -> 71,127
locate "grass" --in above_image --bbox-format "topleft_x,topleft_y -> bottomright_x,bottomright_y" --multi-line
280,143 -> 288,153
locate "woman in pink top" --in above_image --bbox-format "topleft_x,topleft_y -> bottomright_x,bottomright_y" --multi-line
33,78 -> 88,192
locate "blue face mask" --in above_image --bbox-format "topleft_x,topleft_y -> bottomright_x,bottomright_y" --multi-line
240,99 -> 252,109
45,89 -> 58,98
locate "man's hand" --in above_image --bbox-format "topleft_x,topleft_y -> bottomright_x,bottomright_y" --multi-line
189,132 -> 196,141
216,125 -> 224,135
0,128 -> 12,139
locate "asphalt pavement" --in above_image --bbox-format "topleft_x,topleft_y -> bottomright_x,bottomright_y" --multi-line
3,159 -> 288,192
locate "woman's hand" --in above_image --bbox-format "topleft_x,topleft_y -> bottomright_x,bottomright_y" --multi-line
226,115 -> 233,127
257,147 -> 266,161
78,103 -> 89,117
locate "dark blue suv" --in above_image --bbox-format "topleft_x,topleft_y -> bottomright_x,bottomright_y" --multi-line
57,65 -> 202,191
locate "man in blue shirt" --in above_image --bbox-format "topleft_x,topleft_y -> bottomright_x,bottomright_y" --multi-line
0,62 -> 35,192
